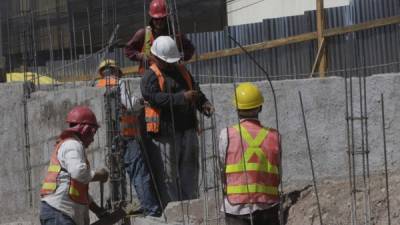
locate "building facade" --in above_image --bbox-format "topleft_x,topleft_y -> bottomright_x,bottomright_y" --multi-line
227,0 -> 350,25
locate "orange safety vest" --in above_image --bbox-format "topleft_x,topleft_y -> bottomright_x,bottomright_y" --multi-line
139,26 -> 155,74
96,76 -> 119,88
40,137 -> 90,205
97,77 -> 139,138
145,64 -> 193,133
225,120 -> 280,205
120,109 -> 139,138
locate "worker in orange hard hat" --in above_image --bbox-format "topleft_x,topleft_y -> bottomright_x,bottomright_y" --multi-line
219,83 -> 281,225
39,106 -> 109,225
124,0 -> 195,74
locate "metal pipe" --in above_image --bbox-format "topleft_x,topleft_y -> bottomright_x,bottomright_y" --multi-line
298,91 -> 324,225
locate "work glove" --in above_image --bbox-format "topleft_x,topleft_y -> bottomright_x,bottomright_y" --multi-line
202,102 -> 215,117
184,90 -> 199,104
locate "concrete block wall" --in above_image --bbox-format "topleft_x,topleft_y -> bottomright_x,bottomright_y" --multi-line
1,73 -> 400,224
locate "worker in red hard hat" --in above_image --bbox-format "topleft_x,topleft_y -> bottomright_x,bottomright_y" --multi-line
39,106 -> 109,225
124,0 -> 195,74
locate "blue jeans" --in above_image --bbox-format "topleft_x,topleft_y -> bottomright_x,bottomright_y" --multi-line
124,138 -> 161,216
40,202 -> 76,225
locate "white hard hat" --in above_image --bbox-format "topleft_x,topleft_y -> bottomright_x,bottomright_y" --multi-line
150,36 -> 181,63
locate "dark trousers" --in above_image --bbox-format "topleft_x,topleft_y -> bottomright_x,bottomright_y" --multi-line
225,205 -> 280,225
124,139 -> 161,216
40,202 -> 76,225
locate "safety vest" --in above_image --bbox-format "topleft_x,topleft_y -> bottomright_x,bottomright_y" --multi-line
139,26 -> 155,74
120,109 -> 139,138
145,63 -> 193,133
97,78 -> 139,138
96,76 -> 118,88
40,137 -> 90,205
225,120 -> 280,205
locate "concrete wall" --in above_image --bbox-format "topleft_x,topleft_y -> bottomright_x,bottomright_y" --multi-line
0,85 -> 108,224
1,73 -> 400,224
227,0 -> 350,26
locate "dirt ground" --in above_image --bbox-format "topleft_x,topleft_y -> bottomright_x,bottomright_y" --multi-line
285,172 -> 400,225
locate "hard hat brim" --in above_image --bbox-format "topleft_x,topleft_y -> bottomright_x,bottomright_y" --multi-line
150,48 -> 181,63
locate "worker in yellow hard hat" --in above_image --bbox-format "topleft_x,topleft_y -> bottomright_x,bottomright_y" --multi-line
96,59 -> 122,88
219,82 -> 281,225
95,59 -> 162,216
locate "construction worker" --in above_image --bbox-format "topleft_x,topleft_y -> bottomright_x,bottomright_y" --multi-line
140,36 -> 214,205
219,83 -> 280,225
39,106 -> 109,225
124,0 -> 195,74
95,59 -> 120,88
96,59 -> 162,217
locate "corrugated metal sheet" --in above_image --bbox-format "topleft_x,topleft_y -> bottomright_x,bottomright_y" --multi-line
186,0 -> 400,83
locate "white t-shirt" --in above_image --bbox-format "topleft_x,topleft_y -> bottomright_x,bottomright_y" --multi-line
119,79 -> 142,112
42,139 -> 95,225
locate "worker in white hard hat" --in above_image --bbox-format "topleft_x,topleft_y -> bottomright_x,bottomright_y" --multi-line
219,83 -> 281,225
140,36 -> 214,206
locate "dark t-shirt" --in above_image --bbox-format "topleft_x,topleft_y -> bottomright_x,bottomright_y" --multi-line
141,65 -> 208,133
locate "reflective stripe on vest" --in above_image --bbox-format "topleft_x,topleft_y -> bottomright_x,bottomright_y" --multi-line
120,111 -> 139,137
227,184 -> 279,195
96,77 -> 118,88
139,26 -> 154,74
145,64 -> 193,133
40,138 -> 90,205
226,125 -> 278,175
225,123 -> 280,204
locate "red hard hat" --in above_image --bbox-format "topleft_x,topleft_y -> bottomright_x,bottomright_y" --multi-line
66,106 -> 99,128
149,0 -> 168,18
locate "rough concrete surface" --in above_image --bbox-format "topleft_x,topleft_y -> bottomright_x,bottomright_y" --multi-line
1,73 -> 400,224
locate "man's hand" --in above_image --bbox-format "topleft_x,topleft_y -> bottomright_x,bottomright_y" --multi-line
184,90 -> 199,103
92,168 -> 109,183
89,201 -> 110,219
202,102 -> 215,117
95,208 -> 110,219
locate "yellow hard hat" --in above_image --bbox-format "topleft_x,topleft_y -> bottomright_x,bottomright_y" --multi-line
98,59 -> 120,75
232,82 -> 264,110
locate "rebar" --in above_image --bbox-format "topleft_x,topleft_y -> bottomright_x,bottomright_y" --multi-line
86,8 -> 93,55
227,33 -> 281,225
380,93 -> 391,225
298,91 -> 323,225
231,52 -> 255,225
46,8 -> 56,89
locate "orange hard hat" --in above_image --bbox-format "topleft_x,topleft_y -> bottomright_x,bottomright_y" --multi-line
149,0 -> 168,18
